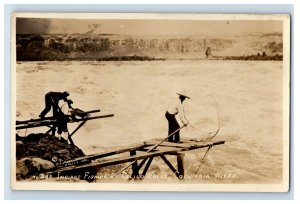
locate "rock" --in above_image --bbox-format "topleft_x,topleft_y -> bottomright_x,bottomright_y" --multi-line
16,157 -> 56,180
22,133 -> 46,143
16,141 -> 23,145
16,133 -> 85,179
16,141 -> 26,159
55,149 -> 70,154
16,134 -> 23,141
16,133 -> 85,161
16,158 -> 31,179
31,157 -> 56,171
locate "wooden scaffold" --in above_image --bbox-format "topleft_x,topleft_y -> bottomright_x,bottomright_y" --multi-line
16,110 -> 225,181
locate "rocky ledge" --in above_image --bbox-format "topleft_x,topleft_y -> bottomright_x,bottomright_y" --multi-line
16,133 -> 85,180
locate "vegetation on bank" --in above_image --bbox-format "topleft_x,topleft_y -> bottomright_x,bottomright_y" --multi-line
16,34 -> 283,61
215,54 -> 283,61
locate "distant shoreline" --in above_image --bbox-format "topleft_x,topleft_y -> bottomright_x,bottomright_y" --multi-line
16,54 -> 283,62
16,33 -> 283,61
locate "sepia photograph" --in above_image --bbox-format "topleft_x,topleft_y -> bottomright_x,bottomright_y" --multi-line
11,13 -> 290,191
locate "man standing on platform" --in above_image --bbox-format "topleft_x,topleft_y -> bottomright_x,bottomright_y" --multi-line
165,91 -> 190,143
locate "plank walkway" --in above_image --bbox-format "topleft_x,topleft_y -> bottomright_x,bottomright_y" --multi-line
47,138 -> 225,179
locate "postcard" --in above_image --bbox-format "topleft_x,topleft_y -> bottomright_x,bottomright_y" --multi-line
11,13 -> 290,191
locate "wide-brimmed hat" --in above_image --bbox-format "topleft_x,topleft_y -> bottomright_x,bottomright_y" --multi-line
176,90 -> 191,99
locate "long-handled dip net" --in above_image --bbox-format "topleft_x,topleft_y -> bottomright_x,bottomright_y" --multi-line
182,93 -> 222,175
183,94 -> 221,142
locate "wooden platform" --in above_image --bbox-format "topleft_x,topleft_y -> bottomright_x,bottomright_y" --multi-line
48,138 -> 225,180
16,106 -> 225,180
16,110 -> 114,145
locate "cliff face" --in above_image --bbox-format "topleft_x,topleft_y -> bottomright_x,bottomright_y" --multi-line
16,33 -> 283,61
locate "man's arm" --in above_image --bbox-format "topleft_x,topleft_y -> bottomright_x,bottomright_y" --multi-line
61,103 -> 71,116
178,104 -> 189,126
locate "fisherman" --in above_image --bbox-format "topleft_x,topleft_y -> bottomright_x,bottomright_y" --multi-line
39,91 -> 70,118
56,98 -> 72,142
65,99 -> 89,121
165,91 -> 190,143
55,98 -> 89,143
56,111 -> 69,142
61,99 -> 89,120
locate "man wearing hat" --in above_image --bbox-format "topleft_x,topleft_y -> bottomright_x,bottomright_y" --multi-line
165,91 -> 190,143
39,91 -> 70,118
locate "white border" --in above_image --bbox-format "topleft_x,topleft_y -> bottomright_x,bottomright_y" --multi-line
10,12 -> 291,192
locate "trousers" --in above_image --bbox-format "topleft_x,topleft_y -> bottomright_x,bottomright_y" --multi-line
57,114 -> 69,134
40,93 -> 59,118
165,111 -> 180,142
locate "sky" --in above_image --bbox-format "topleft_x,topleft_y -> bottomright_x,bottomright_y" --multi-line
16,18 -> 283,35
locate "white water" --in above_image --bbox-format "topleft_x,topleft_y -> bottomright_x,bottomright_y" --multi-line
16,60 -> 283,183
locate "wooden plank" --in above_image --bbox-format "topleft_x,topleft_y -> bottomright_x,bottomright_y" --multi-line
15,109 -> 101,125
16,121 -> 56,130
54,140 -> 224,169
16,117 -> 55,125
180,139 -> 202,143
56,157 -> 91,168
150,137 -> 223,145
151,138 -> 196,144
168,140 -> 225,153
85,144 -> 147,160
140,145 -> 182,152
16,114 -> 114,130
145,140 -> 225,150
49,140 -> 225,175
56,144 -> 148,168
47,149 -> 178,174
143,141 -> 194,148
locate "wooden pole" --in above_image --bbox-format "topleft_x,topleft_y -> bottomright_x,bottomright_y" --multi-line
45,125 -> 55,135
16,117 -> 54,125
51,125 -> 56,136
68,132 -> 75,146
69,119 -> 88,138
130,150 -> 139,179
16,109 -> 100,125
75,114 -> 114,121
177,152 -> 185,179
130,158 -> 148,178
16,121 -> 56,130
141,157 -> 153,177
160,155 -> 179,177
68,114 -> 114,137
16,113 -> 113,130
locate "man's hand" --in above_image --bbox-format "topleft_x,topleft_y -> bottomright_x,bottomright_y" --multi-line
184,121 -> 189,126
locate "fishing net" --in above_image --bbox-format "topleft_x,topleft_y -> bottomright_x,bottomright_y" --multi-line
182,93 -> 220,141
